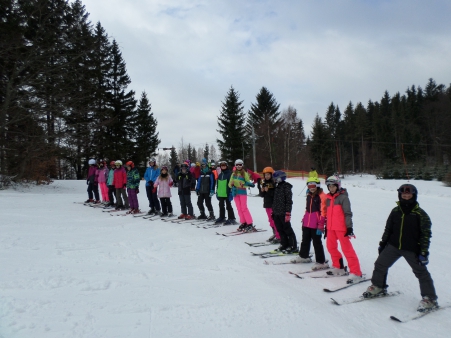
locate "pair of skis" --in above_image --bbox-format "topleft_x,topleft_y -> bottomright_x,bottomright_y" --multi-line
216,228 -> 267,237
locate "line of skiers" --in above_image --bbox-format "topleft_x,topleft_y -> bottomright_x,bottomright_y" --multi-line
86,157 -> 438,311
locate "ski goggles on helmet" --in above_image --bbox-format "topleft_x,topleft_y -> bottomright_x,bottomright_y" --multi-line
307,182 -> 318,189
397,184 -> 417,194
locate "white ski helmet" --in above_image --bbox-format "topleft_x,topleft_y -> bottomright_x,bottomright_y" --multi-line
326,175 -> 341,189
115,160 -> 123,166
88,159 -> 96,165
235,159 -> 244,166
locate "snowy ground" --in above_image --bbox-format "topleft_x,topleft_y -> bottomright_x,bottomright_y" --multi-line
1,175 -> 450,338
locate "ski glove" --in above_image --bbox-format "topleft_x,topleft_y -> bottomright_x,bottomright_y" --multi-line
378,241 -> 386,255
317,216 -> 326,233
209,190 -> 214,197
123,184 -> 126,189
169,182 -> 173,187
244,182 -> 255,188
228,193 -> 233,202
344,227 -> 355,237
196,189 -> 200,196
316,229 -> 323,236
136,188 -> 139,194
285,212 -> 291,223
152,187 -> 157,194
418,252 -> 429,266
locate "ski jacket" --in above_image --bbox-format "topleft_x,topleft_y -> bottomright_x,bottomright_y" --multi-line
211,168 -> 218,180
261,179 -> 275,208
229,170 -> 252,196
193,166 -> 201,179
216,169 -> 232,198
381,202 -> 432,255
154,175 -> 173,198
126,168 -> 141,189
173,165 -> 180,178
247,169 -> 262,183
144,165 -> 160,186
272,181 -> 293,215
177,170 -> 192,196
113,166 -> 127,189
87,165 -> 97,184
97,167 -> 108,183
196,169 -> 215,194
107,169 -> 115,186
302,189 -> 327,229
325,188 -> 352,231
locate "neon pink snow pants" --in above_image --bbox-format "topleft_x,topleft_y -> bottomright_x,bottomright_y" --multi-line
326,229 -> 362,276
99,182 -> 109,202
265,208 -> 280,238
234,195 -> 253,224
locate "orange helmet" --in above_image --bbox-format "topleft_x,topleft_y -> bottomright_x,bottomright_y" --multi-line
110,161 -> 116,166
125,161 -> 134,168
262,167 -> 275,174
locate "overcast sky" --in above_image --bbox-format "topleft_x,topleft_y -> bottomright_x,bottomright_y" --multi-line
80,0 -> 451,153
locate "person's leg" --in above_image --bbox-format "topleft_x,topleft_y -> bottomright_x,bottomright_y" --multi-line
274,214 -> 289,248
326,230 -> 343,269
108,185 -> 116,204
127,188 -> 137,209
115,189 -> 124,207
299,226 -> 312,258
225,199 -> 236,219
152,190 -> 161,211
371,244 -> 402,288
197,195 -> 205,215
146,186 -> 153,209
218,197 -> 226,219
337,232 -> 362,276
237,194 -> 253,224
311,228 -> 326,263
265,208 -> 279,238
167,198 -> 173,213
281,220 -> 297,249
402,249 -> 437,299
121,188 -> 129,208
205,195 -> 213,214
234,195 -> 245,223
185,195 -> 194,216
87,183 -> 93,200
93,184 -> 100,201
160,198 -> 168,214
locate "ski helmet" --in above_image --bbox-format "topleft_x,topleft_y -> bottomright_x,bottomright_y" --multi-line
110,160 -> 116,166
273,170 -> 287,183
88,159 -> 96,165
210,161 -> 216,167
125,161 -> 134,168
161,165 -> 168,171
262,167 -> 275,174
115,160 -> 123,166
181,163 -> 189,169
149,157 -> 156,163
235,159 -> 244,166
307,177 -> 321,188
326,175 -> 341,189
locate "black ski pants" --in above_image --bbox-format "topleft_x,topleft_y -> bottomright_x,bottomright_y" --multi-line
299,227 -> 326,263
197,193 -> 213,214
371,244 -> 437,298
87,182 -> 100,201
273,214 -> 297,249
179,194 -> 193,216
146,185 -> 161,211
107,185 -> 116,204
218,197 -> 235,219
160,197 -> 173,214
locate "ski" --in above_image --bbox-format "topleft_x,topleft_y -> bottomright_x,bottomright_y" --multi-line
160,216 -> 178,222
245,242 -> 276,247
217,229 -> 267,237
390,303 -> 451,323
323,278 -> 371,292
263,260 -> 296,265
143,214 -> 161,219
260,251 -> 299,258
330,291 -> 402,305
103,209 -> 124,213
133,213 -> 147,217
288,268 -> 331,278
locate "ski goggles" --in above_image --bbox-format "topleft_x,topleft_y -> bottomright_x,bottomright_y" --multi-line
397,184 -> 417,194
235,164 -> 243,167
307,183 -> 318,189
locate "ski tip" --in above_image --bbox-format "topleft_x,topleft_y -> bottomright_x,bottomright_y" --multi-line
263,260 -> 269,265
390,316 -> 402,322
323,289 -> 333,292
330,298 -> 340,305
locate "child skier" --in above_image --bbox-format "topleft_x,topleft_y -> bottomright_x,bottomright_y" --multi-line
97,160 -> 109,204
324,175 -> 363,283
86,159 -> 100,203
291,177 -> 329,270
125,161 -> 141,214
363,184 -> 438,311
113,160 -> 129,210
272,170 -> 297,252
260,167 -> 280,243
214,161 -> 236,225
106,161 -> 116,207
153,166 -> 174,217
144,158 -> 161,215
195,159 -> 216,220
177,163 -> 195,220
228,159 -> 255,231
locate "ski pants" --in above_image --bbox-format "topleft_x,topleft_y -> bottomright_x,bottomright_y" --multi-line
273,214 -> 297,249
371,244 -> 437,299
218,197 -> 235,220
265,208 -> 279,239
127,188 -> 139,209
160,197 -> 173,214
99,182 -> 109,202
146,185 -> 160,211
115,188 -> 129,208
108,185 -> 116,204
197,193 -> 213,214
179,194 -> 193,216
300,227 -> 326,264
87,182 -> 100,201
326,229 -> 362,276
234,194 -> 253,224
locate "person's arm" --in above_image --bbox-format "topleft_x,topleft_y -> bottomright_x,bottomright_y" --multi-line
418,209 -> 432,255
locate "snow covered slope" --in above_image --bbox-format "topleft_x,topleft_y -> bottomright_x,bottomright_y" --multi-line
1,175 -> 450,337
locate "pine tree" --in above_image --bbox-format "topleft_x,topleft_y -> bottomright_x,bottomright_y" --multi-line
131,91 -> 160,167
247,87 -> 282,168
203,143 -> 209,161
217,87 -> 248,163
169,146 -> 178,172
308,115 -> 334,175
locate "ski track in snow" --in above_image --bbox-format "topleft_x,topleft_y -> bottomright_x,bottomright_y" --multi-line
1,175 -> 450,337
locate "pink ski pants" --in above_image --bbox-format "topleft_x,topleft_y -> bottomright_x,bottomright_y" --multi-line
326,229 -> 362,276
265,208 -> 280,239
234,195 -> 253,225
99,182 -> 109,202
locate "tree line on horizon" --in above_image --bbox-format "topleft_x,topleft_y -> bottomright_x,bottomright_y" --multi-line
216,79 -> 451,180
